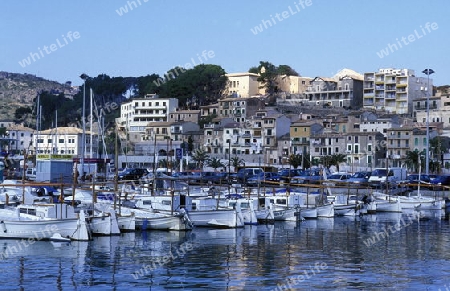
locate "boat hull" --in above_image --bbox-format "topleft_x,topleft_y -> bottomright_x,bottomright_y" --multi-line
317,204 -> 334,218
188,209 -> 244,228
138,215 -> 192,231
0,217 -> 89,241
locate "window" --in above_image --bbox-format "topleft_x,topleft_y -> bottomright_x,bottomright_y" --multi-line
414,138 -> 419,146
294,128 -> 298,132
48,139 -> 52,144
368,144 -> 372,152
59,139 -> 64,143
423,137 -> 427,146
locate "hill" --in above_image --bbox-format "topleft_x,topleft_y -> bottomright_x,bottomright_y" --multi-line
0,71 -> 77,123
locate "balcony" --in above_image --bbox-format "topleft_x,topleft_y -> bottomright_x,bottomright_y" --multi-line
415,104 -> 438,110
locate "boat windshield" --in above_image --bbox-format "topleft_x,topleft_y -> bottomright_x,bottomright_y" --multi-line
372,169 -> 387,176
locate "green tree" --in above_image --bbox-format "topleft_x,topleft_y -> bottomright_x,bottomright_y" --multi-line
288,154 -> 302,169
160,64 -> 227,107
254,61 -> 279,95
330,154 -> 347,172
191,149 -> 209,169
207,157 -> 226,172
277,65 -> 299,76
14,107 -> 33,123
230,156 -> 245,172
405,149 -> 424,173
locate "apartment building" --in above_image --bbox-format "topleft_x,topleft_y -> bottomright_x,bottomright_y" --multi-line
5,124 -> 34,155
225,72 -> 260,98
144,121 -> 200,142
304,75 -> 363,109
34,127 -> 97,157
117,94 -> 179,143
362,68 -> 431,115
345,132 -> 385,170
385,127 -> 438,167
200,103 -> 219,119
218,97 -> 265,122
414,94 -> 450,128
290,120 -> 323,156
277,75 -> 312,94
168,109 -> 200,123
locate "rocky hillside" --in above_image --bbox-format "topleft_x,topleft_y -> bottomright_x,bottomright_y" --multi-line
0,71 -> 77,122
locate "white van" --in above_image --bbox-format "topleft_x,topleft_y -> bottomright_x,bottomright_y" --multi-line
368,167 -> 407,188
26,168 -> 36,181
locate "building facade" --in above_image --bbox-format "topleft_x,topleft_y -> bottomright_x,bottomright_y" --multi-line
362,68 -> 431,115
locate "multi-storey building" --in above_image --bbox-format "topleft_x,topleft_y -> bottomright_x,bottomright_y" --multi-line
345,132 -> 385,170
277,76 -> 312,94
290,120 -> 323,156
225,72 -> 260,98
5,124 -> 34,155
385,127 -> 438,168
34,127 -> 97,157
362,68 -> 431,115
168,109 -> 200,123
414,94 -> 450,128
117,94 -> 179,143
218,97 -> 265,122
310,132 -> 347,165
304,74 -> 363,109
200,103 -> 219,119
359,112 -> 402,137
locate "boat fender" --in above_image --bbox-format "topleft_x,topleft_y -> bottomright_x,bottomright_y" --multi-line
0,221 -> 6,233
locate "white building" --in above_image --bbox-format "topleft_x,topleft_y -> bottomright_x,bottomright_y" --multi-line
363,68 -> 431,115
117,95 -> 179,143
5,124 -> 34,154
225,73 -> 260,98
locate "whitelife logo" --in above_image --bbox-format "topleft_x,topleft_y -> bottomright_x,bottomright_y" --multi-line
18,31 -> 81,68
376,22 -> 438,59
250,0 -> 313,35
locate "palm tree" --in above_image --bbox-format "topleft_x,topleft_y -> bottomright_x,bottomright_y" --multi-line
405,149 -> 423,173
331,154 -> 347,172
230,156 -> 245,172
288,154 -> 302,169
207,157 -> 226,172
191,149 -> 209,169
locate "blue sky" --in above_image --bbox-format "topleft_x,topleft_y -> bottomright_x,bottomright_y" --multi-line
1,0 -> 449,86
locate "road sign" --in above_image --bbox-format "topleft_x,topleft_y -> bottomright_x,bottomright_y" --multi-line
176,148 -> 183,160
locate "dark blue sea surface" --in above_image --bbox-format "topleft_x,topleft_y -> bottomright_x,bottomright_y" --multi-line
0,210 -> 449,290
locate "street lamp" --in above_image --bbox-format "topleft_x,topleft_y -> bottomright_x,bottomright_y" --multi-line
422,68 -> 434,175
79,73 -> 89,176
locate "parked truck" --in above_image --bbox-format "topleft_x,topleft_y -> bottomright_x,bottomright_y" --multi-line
368,167 -> 407,188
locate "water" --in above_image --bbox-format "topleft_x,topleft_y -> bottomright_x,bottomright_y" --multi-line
1,210 -> 450,290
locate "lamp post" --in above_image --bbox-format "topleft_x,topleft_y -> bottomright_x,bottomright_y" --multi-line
79,73 -> 89,177
422,68 -> 434,175
228,140 -> 231,177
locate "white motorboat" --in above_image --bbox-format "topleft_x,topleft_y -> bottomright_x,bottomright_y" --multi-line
0,203 -> 90,241
376,199 -> 402,212
300,207 -> 318,219
317,204 -> 335,218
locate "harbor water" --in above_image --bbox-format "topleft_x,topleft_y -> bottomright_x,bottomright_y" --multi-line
0,210 -> 449,290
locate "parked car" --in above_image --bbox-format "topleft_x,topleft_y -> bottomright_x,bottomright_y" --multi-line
406,174 -> 433,189
246,172 -> 281,186
323,173 -> 352,186
232,168 -> 264,184
347,171 -> 371,185
290,168 -> 330,185
278,169 -> 304,183
118,168 -> 149,181
26,168 -> 37,181
430,175 -> 450,190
